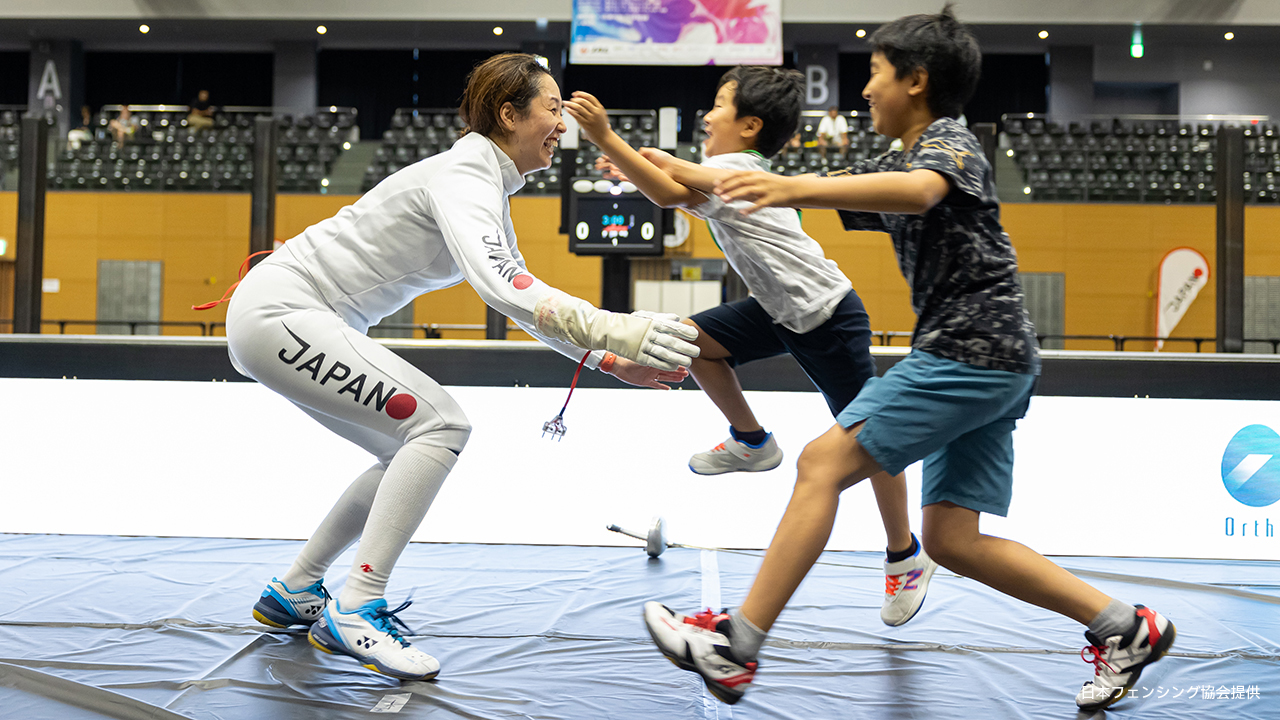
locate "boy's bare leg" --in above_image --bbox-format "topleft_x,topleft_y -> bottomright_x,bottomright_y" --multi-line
739,423 -> 882,631
684,319 -> 762,432
870,471 -> 913,552
921,501 -> 1110,624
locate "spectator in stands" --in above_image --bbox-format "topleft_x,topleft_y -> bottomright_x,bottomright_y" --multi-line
187,89 -> 215,132
785,130 -> 802,152
67,105 -> 93,151
108,106 -> 138,148
816,105 -> 848,156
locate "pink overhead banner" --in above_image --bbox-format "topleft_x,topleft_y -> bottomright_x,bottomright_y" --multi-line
1156,247 -> 1210,351
571,0 -> 782,66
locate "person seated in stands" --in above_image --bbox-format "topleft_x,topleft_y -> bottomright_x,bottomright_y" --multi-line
816,105 -> 849,157
68,105 -> 93,150
108,106 -> 138,148
187,89 -> 216,132
785,130 -> 802,153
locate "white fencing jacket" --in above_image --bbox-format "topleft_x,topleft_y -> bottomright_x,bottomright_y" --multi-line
262,131 -> 603,367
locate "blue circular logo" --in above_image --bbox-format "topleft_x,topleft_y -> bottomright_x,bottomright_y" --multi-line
1221,425 -> 1280,507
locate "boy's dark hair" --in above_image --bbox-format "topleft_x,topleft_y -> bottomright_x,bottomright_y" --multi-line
717,66 -> 803,158
869,3 -> 980,119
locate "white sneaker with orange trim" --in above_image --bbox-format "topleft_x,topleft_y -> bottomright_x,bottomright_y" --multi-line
880,545 -> 937,626
688,433 -> 784,475
643,602 -> 759,705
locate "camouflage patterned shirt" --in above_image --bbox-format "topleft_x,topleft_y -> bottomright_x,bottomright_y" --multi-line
830,117 -> 1040,375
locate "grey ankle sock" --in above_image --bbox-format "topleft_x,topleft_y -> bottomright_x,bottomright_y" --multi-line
1087,598 -> 1137,641
728,610 -> 767,663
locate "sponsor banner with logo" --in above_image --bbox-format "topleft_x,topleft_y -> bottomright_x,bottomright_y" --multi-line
1155,247 -> 1210,351
1,378 -> 1276,560
570,0 -> 782,66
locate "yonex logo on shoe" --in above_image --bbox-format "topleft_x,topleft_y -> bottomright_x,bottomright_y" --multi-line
358,636 -> 375,649
1221,425 -> 1280,508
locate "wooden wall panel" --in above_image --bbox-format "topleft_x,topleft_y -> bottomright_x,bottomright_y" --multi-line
0,262 -> 12,331
7,188 -> 1278,350
1003,204 -> 1219,351
0,191 -> 15,333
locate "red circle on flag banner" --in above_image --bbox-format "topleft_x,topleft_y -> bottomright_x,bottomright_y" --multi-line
1193,268 -> 1203,278
386,394 -> 417,419
513,274 -> 533,290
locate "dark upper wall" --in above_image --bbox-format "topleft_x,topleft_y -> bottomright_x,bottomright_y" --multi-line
0,51 -> 27,105
84,51 -> 273,109
1,0 -> 1278,25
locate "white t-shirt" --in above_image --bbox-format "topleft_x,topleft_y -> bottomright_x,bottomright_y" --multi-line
816,114 -> 848,141
682,152 -> 852,334
262,131 -> 601,365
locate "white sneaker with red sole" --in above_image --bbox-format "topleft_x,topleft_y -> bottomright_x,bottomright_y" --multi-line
643,603 -> 758,705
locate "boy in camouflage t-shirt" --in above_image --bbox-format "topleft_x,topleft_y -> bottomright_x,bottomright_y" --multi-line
643,4 -> 1174,711
831,116 -> 1039,375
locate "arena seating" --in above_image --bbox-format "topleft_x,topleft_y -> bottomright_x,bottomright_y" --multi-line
689,109 -> 887,176
0,108 -> 23,167
1003,115 -> 1280,203
19,104 -> 1278,203
41,106 -> 356,193
361,108 -> 659,194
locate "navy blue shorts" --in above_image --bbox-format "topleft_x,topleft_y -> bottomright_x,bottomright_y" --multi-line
689,290 -> 876,417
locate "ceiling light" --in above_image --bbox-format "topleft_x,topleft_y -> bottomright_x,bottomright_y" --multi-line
1224,32 -> 1235,40
139,24 -> 150,34
493,26 -> 504,36
316,25 -> 327,35
855,29 -> 866,38
1038,30 -> 1048,40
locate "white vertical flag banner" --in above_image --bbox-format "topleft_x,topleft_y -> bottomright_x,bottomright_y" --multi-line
1156,247 -> 1210,350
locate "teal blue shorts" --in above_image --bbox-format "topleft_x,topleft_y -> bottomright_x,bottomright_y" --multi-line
835,350 -> 1037,517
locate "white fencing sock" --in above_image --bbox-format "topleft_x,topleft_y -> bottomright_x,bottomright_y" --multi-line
338,442 -> 456,610
280,463 -> 385,589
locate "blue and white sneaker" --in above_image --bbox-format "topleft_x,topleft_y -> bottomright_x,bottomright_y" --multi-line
880,544 -> 937,626
308,599 -> 440,681
689,433 -> 784,475
252,577 -> 330,628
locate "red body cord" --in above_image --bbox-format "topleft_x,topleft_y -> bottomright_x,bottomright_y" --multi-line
192,249 -> 276,310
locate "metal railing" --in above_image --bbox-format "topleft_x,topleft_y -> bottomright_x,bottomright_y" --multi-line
880,332 -> 1278,353
1034,334 -> 1216,352
0,319 -> 215,335
0,320 -> 524,338
2,319 -> 1278,353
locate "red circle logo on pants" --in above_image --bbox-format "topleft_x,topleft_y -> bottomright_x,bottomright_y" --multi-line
513,274 -> 533,290
386,394 -> 417,419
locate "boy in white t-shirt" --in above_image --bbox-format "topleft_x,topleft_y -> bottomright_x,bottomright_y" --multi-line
565,67 -> 935,631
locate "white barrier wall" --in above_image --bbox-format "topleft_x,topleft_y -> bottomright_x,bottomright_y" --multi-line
2,377 -> 1277,560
